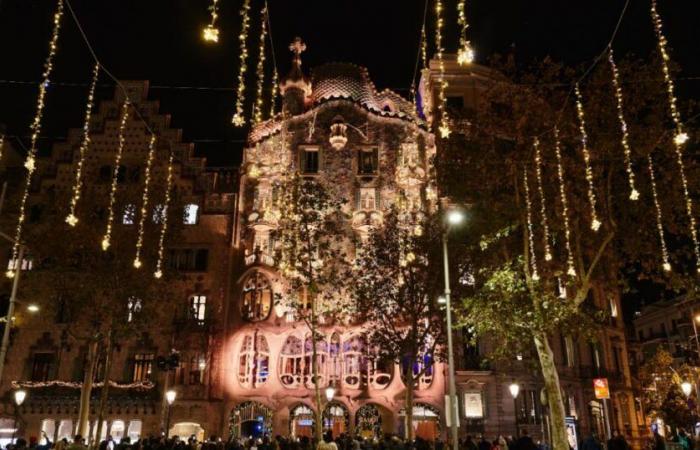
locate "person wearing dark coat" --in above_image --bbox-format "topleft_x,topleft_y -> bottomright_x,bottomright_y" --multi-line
512,430 -> 538,450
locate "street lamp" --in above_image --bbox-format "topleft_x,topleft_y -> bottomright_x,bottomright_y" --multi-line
164,389 -> 176,438
325,386 -> 336,402
682,382 -> 693,397
12,389 -> 26,444
509,383 -> 520,438
441,203 -> 466,450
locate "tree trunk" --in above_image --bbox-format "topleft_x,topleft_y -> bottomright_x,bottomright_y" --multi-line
405,375 -> 415,442
77,338 -> 99,439
93,332 -> 113,449
311,296 -> 324,445
533,330 -> 568,450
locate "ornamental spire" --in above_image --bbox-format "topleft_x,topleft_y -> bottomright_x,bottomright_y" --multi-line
280,37 -> 311,115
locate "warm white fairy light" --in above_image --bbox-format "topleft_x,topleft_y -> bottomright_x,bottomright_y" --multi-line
269,67 -> 278,119
66,61 -> 100,227
434,0 -> 450,138
647,154 -> 671,272
608,48 -> 639,201
154,152 -> 174,279
456,0 -> 474,65
231,0 -> 252,127
252,5 -> 268,125
574,83 -> 601,232
650,0 -> 700,272
553,127 -> 576,277
202,0 -> 220,43
522,167 -> 539,281
7,0 -> 64,279
0,134 -> 4,161
133,134 -> 157,269
533,138 -> 552,261
420,25 -> 428,70
101,100 -> 130,252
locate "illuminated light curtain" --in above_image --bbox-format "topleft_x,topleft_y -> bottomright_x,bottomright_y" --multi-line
153,152 -> 174,279
231,0 -> 252,127
553,127 -> 576,277
434,0 -> 450,138
8,0 -> 65,278
101,100 -> 130,251
133,134 -> 157,269
533,138 -> 552,261
456,0 -> 474,65
522,167 -> 539,281
650,0 -> 700,271
269,67 -> 278,119
66,61 -> 100,227
647,154 -> 671,272
574,83 -> 601,232
252,4 -> 268,125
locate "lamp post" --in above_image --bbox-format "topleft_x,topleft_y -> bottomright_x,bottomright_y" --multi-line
164,389 -> 176,438
12,389 -> 26,443
442,206 -> 465,450
509,383 -> 520,438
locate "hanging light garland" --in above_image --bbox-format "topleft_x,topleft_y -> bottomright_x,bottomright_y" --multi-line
0,133 -> 4,161
420,25 -> 428,70
434,0 -> 450,138
231,0 -> 252,127
650,0 -> 700,272
154,152 -> 174,279
101,100 -> 130,252
553,127 -> 576,277
608,48 -> 639,201
133,134 -> 157,269
7,0 -> 64,279
252,5 -> 268,125
533,138 -> 552,261
574,83 -> 601,232
66,61 -> 100,227
456,0 -> 474,65
647,153 -> 671,272
522,167 -> 539,281
269,67 -> 278,119
202,0 -> 220,43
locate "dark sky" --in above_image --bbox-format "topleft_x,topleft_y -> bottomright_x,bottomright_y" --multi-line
0,0 -> 698,167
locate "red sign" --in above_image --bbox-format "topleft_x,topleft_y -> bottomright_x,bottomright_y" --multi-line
593,378 -> 610,399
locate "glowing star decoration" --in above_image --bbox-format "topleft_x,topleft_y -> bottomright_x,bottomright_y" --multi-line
202,0 -> 220,42
647,153 -> 671,272
66,61 -> 100,227
9,0 -> 64,276
101,100 -> 130,252
133,134 -> 157,269
608,49 -> 639,201
231,0 -> 252,127
154,152 -> 174,279
651,0 -> 700,272
269,67 -> 278,119
434,0 -> 450,138
456,0 -> 474,65
553,127 -> 576,277
252,5 -> 268,125
533,138 -> 552,261
574,84 -> 601,232
522,167 -> 539,281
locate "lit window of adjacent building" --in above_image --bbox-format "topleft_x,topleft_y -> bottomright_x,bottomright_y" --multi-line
132,353 -> 154,382
122,204 -> 136,225
189,354 -> 207,385
357,187 -> 378,211
166,248 -> 209,272
183,204 -> 199,225
127,297 -> 142,322
609,296 -> 619,318
57,420 -> 73,442
31,352 -> 54,381
40,420 -> 55,445
300,147 -> 319,174
189,295 -> 206,324
6,253 -> 33,272
110,420 -> 125,444
152,204 -> 167,224
241,272 -> 272,322
357,148 -> 378,175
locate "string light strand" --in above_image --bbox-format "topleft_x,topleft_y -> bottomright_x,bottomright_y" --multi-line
574,83 -> 601,231
202,0 -> 220,43
434,0 -> 450,138
101,100 -> 130,252
0,133 -> 4,161
650,0 -> 699,271
553,127 -> 576,277
533,138 -> 552,261
7,0 -> 64,279
66,61 -> 100,227
269,67 -> 278,119
523,167 -> 539,281
133,133 -> 157,269
154,152 -> 174,279
456,0 -> 474,65
231,0 -> 252,127
647,153 -> 671,272
420,25 -> 428,70
252,5 -> 268,125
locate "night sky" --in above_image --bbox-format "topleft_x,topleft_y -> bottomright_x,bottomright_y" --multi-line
0,0 -> 698,167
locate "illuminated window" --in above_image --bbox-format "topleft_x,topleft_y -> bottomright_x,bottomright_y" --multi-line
184,204 -> 199,225
241,272 -> 272,322
609,296 -> 619,318
122,204 -> 136,225
189,295 -> 206,324
57,420 -> 73,442
40,419 -> 55,445
152,204 -> 167,224
110,420 -> 125,443
132,353 -> 154,382
304,335 -> 328,388
127,297 -> 142,323
189,354 -> 206,385
279,336 -> 303,388
328,333 -> 342,386
342,335 -> 365,389
564,336 -> 575,368
238,335 -> 269,388
6,253 -> 33,272
127,420 -> 142,442
357,187 -> 378,211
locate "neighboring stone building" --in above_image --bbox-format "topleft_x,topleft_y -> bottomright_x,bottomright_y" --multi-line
225,38 -> 445,440
419,56 -> 646,447
0,81 -> 237,445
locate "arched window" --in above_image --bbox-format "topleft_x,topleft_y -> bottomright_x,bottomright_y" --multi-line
290,404 -> 315,438
279,336 -> 303,388
238,334 -> 270,388
304,334 -> 328,388
241,272 -> 272,322
328,333 -> 342,386
368,346 -> 393,389
342,335 -> 365,389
